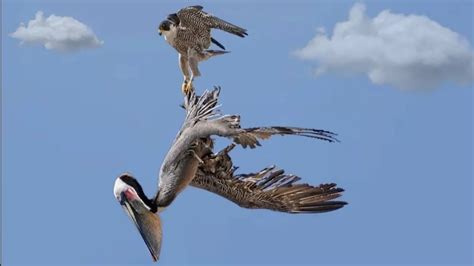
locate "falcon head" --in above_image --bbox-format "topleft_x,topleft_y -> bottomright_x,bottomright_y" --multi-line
158,20 -> 172,36
158,13 -> 180,36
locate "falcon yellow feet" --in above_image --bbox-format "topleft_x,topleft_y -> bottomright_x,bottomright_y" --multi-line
181,80 -> 194,95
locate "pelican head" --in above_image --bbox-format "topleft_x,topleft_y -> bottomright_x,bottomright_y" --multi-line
113,173 -> 162,262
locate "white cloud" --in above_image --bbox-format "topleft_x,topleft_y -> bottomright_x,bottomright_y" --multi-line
294,3 -> 474,90
10,11 -> 103,52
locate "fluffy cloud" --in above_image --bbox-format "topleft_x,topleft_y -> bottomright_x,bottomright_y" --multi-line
10,11 -> 103,52
294,3 -> 473,90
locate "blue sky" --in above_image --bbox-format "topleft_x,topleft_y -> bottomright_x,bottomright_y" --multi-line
2,0 -> 473,265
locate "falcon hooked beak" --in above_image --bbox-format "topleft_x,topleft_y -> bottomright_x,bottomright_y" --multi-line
158,20 -> 171,37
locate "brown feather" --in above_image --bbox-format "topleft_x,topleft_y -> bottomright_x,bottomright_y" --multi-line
191,142 -> 347,213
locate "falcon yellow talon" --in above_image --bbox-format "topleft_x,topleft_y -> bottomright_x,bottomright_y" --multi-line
182,81 -> 194,95
181,82 -> 188,95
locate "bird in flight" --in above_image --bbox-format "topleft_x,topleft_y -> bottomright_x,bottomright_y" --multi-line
158,6 -> 247,94
113,87 -> 346,262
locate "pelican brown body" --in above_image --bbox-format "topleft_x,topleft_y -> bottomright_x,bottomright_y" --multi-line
113,88 -> 346,262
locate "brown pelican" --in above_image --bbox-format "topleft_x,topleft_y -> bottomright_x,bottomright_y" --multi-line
113,87 -> 346,261
158,6 -> 247,94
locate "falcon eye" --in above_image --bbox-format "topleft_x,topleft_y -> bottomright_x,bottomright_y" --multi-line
158,21 -> 171,31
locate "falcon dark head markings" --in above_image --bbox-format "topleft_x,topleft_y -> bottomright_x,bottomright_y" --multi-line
157,6 -> 247,94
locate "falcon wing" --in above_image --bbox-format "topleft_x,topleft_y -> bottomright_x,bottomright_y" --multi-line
177,6 -> 248,37
191,144 -> 347,213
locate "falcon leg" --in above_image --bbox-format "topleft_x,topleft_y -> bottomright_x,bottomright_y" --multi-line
179,53 -> 193,95
185,49 -> 201,95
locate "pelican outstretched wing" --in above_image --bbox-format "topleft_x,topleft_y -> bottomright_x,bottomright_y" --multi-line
180,87 -> 339,148
191,144 -> 347,213
233,126 -> 339,149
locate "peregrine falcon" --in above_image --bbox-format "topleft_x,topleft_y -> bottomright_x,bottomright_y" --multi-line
158,6 -> 248,94
113,87 -> 346,261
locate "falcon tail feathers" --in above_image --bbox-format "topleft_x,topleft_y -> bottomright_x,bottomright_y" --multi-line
205,50 -> 230,57
211,37 -> 226,50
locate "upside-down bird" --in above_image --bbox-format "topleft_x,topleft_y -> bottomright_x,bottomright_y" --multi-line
113,87 -> 346,262
158,6 -> 247,94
